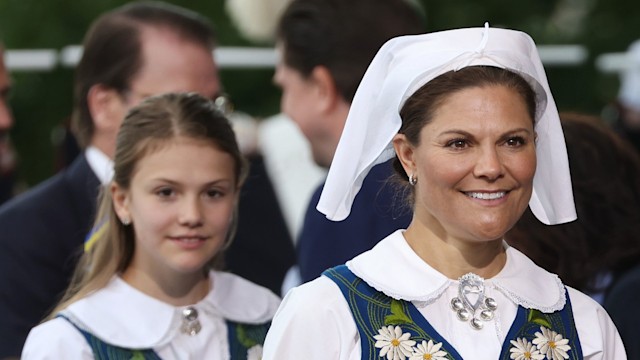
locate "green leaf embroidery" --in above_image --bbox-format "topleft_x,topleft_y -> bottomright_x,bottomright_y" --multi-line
129,351 -> 146,360
527,309 -> 552,329
384,299 -> 412,325
237,325 -> 259,348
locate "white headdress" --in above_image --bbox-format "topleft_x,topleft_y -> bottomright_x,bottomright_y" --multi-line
317,24 -> 576,225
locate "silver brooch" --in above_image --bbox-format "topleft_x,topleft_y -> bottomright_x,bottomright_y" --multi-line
180,306 -> 202,336
450,273 -> 497,330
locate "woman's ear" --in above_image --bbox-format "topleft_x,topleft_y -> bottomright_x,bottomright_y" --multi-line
392,133 -> 416,176
111,182 -> 131,224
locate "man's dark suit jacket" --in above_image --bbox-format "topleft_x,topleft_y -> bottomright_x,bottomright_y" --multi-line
0,155 -> 99,358
297,161 -> 412,283
0,153 -> 294,358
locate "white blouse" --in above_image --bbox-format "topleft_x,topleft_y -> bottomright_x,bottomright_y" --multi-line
263,230 -> 626,359
22,271 -> 281,360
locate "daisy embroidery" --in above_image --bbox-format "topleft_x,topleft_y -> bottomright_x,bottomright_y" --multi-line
509,337 -> 544,360
410,339 -> 448,360
374,325 -> 416,360
532,326 -> 571,360
246,344 -> 263,360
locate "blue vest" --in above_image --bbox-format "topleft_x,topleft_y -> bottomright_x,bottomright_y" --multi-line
324,265 -> 583,359
58,314 -> 270,359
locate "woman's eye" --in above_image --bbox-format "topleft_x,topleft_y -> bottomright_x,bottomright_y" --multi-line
506,136 -> 526,146
446,139 -> 468,149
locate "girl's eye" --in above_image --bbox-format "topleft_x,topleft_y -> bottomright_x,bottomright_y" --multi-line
156,188 -> 174,198
206,189 -> 224,198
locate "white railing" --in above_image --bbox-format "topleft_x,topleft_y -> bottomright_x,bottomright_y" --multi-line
5,46 -> 278,71
5,45 -> 590,71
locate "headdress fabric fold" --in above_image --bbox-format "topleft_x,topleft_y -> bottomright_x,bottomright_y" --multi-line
316,24 -> 577,225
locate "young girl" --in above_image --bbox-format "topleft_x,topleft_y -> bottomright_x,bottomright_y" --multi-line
22,92 -> 280,359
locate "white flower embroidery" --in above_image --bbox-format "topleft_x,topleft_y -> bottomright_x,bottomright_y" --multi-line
410,340 -> 448,360
246,344 -> 263,360
532,326 -> 571,360
374,325 -> 416,360
509,338 -> 545,360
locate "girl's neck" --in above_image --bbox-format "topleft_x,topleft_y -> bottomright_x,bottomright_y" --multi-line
121,267 -> 211,306
403,222 -> 507,280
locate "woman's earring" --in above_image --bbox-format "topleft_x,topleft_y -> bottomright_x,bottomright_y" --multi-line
409,174 -> 417,186
121,217 -> 131,226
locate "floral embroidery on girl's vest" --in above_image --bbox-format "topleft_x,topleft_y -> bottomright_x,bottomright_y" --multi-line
246,344 -> 263,360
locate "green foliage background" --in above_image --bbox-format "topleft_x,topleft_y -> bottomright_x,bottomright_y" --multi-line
1,0 -> 640,187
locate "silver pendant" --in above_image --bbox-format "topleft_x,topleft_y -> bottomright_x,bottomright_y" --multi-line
449,273 -> 497,330
180,306 -> 202,336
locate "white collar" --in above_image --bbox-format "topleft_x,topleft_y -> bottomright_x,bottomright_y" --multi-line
62,271 -> 280,348
85,146 -> 114,185
346,230 -> 566,312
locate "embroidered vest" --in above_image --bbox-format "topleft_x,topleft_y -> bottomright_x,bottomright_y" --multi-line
58,314 -> 270,359
324,265 -> 583,360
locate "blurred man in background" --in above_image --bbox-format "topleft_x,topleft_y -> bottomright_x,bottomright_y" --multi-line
273,0 -> 425,283
0,42 -> 17,205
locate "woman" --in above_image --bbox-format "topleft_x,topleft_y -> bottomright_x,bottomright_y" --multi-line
22,93 -> 280,359
263,25 -> 625,359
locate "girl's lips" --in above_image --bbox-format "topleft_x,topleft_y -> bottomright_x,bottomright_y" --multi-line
169,236 -> 209,250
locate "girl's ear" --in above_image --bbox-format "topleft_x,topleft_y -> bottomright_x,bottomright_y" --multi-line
392,133 -> 416,176
111,182 -> 131,224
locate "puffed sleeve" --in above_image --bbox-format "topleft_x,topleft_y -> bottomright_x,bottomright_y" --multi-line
21,318 -> 93,360
262,276 -> 361,360
568,287 -> 627,359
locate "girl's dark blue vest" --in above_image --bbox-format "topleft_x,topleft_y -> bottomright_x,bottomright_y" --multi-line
58,314 -> 270,360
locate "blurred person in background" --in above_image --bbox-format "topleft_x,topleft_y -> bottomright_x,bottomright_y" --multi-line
0,42 -> 18,205
507,112 -> 640,303
507,112 -> 640,357
603,39 -> 640,154
0,2 -> 291,357
273,0 -> 425,284
225,0 -> 324,278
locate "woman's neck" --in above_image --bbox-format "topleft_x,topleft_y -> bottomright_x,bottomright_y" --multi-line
403,222 -> 507,280
121,266 -> 211,306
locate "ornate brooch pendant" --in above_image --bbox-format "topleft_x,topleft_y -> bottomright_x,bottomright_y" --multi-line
450,273 -> 498,330
180,306 -> 202,336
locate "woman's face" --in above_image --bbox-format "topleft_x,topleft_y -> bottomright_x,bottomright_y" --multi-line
112,137 -> 238,277
395,85 -> 536,243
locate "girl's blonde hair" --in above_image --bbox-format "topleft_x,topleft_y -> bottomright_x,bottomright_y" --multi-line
48,92 -> 248,319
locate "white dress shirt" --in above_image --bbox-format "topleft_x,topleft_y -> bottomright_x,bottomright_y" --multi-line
22,271 -> 281,360
263,230 -> 626,359
84,146 -> 113,185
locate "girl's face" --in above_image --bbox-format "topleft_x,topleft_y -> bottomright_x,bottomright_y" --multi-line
113,137 -> 238,277
394,85 -> 536,243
